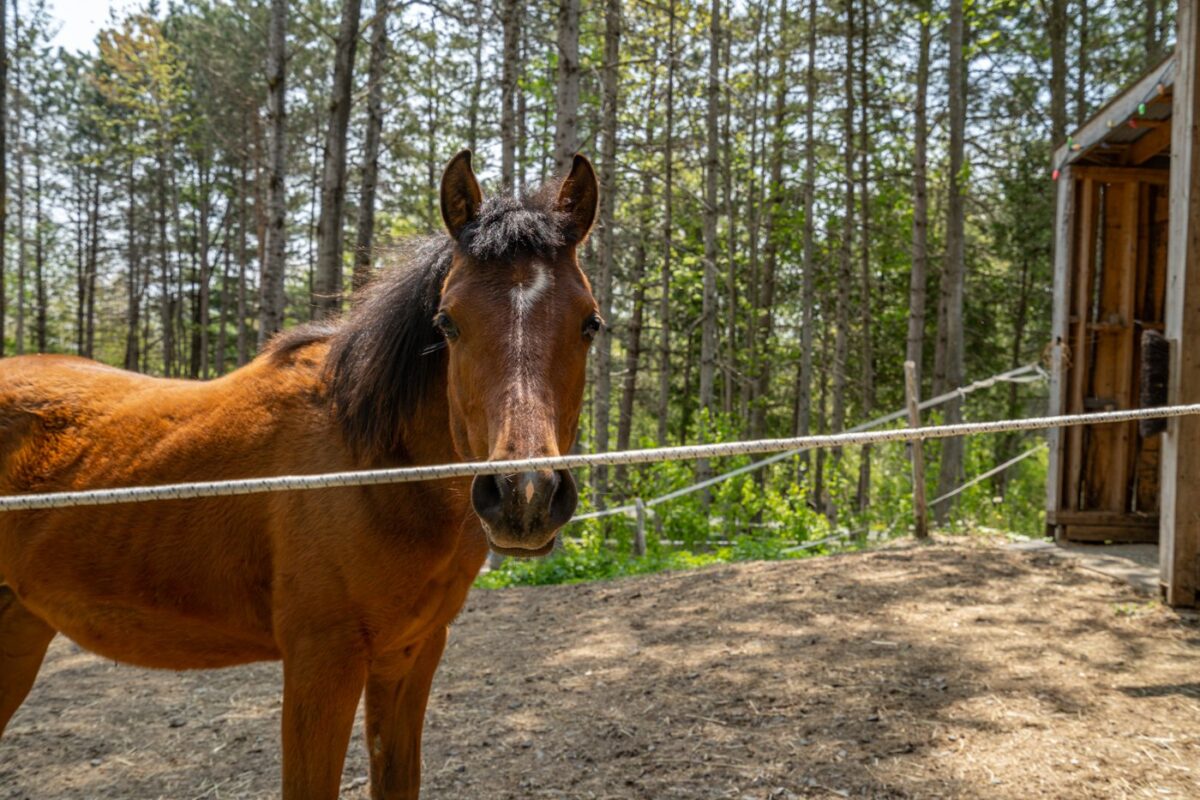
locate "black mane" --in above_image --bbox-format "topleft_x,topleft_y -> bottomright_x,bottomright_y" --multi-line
267,185 -> 571,461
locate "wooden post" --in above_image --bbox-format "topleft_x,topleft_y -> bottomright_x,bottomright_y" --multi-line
905,361 -> 929,540
633,498 -> 647,556
1161,0 -> 1200,607
1045,157 -> 1074,538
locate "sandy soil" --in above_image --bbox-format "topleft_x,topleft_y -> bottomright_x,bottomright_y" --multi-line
2,539 -> 1198,799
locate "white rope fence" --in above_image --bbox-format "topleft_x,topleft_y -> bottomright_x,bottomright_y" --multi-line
572,363 -> 1047,522
1,401 -> 1196,513
928,443 -> 1047,508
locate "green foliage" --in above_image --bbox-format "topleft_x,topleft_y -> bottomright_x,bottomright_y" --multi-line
480,414 -> 1049,589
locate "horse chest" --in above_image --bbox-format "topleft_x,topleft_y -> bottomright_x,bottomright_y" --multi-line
359,537 -> 488,658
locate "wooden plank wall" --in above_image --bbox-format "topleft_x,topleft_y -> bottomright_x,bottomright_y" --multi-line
1056,172 -> 1168,544
1045,159 -> 1075,534
1063,178 -> 1098,516
1134,187 -> 1169,514
1081,181 -> 1138,512
1160,0 -> 1200,607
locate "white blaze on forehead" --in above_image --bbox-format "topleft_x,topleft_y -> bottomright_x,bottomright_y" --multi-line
510,261 -> 551,319
507,261 -> 553,412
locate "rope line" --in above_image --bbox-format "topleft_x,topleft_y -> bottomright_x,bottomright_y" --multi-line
928,443 -> 1047,507
1,401 -> 1197,513
573,363 -> 1045,522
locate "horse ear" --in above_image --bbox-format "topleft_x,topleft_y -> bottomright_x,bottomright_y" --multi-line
556,154 -> 598,244
440,150 -> 483,240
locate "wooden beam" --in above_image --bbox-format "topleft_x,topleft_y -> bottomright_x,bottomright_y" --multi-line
1050,510 -> 1158,527
905,362 -> 929,540
1161,0 -> 1200,608
1064,525 -> 1160,544
1065,56 -> 1175,163
1126,121 -> 1173,165
1046,164 -> 1076,535
1070,165 -> 1170,185
1065,178 -> 1097,514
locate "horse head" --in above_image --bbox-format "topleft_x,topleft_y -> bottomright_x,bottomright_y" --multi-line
437,151 -> 601,556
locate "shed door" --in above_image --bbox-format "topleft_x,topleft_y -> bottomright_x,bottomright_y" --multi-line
1059,172 -> 1168,541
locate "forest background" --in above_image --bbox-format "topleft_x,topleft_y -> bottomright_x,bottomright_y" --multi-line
0,0 -> 1177,582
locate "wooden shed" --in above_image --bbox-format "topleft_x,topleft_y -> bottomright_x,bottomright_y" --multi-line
1046,1 -> 1200,607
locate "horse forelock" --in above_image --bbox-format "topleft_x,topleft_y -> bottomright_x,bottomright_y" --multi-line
457,184 -> 572,263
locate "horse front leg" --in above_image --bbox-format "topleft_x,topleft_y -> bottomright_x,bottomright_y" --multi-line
0,585 -> 55,739
280,638 -> 368,800
365,626 -> 449,800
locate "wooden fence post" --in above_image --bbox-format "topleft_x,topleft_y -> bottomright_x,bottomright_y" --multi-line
905,361 -> 930,539
1161,0 -> 1200,607
633,498 -> 648,556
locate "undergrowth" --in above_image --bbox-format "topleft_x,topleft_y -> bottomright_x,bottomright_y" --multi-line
477,415 -> 1048,589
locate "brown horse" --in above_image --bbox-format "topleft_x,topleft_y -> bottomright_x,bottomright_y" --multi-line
0,151 -> 601,799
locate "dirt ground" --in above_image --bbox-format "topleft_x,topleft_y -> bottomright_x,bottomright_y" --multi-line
2,539 -> 1199,799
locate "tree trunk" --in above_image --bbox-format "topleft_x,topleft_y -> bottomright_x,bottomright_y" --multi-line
815,322 -> 832,518
0,0 -> 7,357
259,0 -> 288,343
615,69 -> 657,488
85,169 -> 100,359
198,159 -> 212,377
656,0 -> 677,446
353,0 -> 390,295
1075,0 -> 1088,127
591,0 -> 621,506
855,0 -> 873,511
237,160 -> 250,366
74,167 -> 86,355
721,22 -> 737,417
696,0 -> 722,497
934,0 -> 968,523
1049,0 -> 1067,146
14,0 -> 25,355
832,0 -> 856,458
157,144 -> 174,376
467,0 -> 484,153
700,0 -> 721,425
500,0 -> 522,188
996,254 -> 1033,497
1146,0 -> 1161,68
424,30 -> 442,227
794,0 -> 818,452
552,0 -> 581,175
218,226 -> 231,375
742,3 -> 765,421
33,107 -> 44,353
906,0 -> 931,387
753,0 -> 788,440
125,159 -> 140,371
313,0 -> 363,318
517,18 -> 528,192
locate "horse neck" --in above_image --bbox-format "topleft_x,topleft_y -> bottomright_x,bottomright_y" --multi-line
397,379 -> 458,467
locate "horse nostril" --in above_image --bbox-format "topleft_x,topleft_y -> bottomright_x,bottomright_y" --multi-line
547,470 -> 578,528
470,474 -> 505,527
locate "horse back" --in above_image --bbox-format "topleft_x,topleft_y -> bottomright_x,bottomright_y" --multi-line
0,355 -> 205,494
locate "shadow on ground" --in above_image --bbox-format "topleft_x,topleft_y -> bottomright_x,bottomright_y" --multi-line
2,540 -> 1198,799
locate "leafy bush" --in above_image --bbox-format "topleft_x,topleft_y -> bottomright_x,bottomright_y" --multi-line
477,411 -> 1048,590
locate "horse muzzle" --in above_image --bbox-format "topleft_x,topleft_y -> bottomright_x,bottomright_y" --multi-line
471,468 -> 577,556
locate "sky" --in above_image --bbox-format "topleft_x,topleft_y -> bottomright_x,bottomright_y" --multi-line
46,0 -> 134,53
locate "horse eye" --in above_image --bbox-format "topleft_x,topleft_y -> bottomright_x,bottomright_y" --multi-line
434,311 -> 459,340
583,314 -> 604,341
